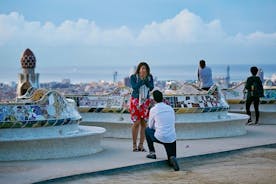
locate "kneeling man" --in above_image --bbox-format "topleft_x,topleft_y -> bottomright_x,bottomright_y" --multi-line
145,90 -> 179,171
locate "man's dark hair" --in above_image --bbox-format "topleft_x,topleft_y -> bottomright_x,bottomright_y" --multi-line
250,66 -> 258,76
199,60 -> 206,69
153,90 -> 163,103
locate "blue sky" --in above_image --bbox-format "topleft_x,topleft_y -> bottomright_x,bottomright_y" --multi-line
1,0 -> 275,33
0,0 -> 276,68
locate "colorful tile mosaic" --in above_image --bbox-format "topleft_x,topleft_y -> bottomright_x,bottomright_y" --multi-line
67,86 -> 229,114
222,82 -> 276,104
20,48 -> 36,69
0,89 -> 81,129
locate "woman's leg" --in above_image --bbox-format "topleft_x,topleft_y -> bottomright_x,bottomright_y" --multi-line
138,119 -> 147,150
132,120 -> 140,151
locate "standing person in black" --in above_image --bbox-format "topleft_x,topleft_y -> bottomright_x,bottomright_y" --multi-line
245,66 -> 264,125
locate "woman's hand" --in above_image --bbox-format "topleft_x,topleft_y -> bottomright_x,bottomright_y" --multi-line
139,74 -> 146,80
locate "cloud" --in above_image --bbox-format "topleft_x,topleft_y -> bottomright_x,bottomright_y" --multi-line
0,9 -> 276,68
1,10 -> 276,47
0,12 -> 135,46
137,10 -> 226,44
225,31 -> 276,47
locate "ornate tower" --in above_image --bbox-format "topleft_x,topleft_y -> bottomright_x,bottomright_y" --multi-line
226,65 -> 230,88
17,48 -> 40,96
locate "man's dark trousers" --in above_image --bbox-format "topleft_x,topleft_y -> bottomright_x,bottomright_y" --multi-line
145,127 -> 176,159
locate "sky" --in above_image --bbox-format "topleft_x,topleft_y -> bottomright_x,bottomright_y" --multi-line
0,0 -> 276,69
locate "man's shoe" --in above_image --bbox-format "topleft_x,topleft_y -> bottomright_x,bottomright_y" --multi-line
146,153 -> 156,159
246,118 -> 252,125
247,122 -> 255,125
169,156 -> 180,171
254,121 -> 260,126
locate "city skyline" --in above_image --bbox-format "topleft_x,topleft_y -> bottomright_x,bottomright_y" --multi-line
0,0 -> 276,69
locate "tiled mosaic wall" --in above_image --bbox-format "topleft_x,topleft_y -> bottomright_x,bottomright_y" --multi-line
0,91 -> 81,129
222,83 -> 276,103
68,86 -> 229,113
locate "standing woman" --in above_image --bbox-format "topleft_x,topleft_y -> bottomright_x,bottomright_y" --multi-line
130,62 -> 154,152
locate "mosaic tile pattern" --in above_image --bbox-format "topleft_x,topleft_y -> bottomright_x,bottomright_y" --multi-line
264,89 -> 276,100
67,86 -> 229,114
164,95 -> 228,113
0,89 -> 81,129
20,48 -> 36,69
222,82 -> 276,104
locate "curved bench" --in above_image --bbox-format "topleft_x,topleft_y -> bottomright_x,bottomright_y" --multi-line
80,112 -> 248,139
0,87 -> 107,161
222,83 -> 276,124
228,102 -> 276,124
0,124 -> 106,161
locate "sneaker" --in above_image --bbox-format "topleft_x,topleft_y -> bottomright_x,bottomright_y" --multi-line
246,118 -> 252,125
169,156 -> 180,171
254,121 -> 260,126
247,121 -> 255,125
146,152 -> 156,159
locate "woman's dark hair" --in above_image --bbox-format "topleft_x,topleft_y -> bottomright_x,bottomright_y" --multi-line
199,60 -> 206,69
153,90 -> 163,103
250,66 -> 258,76
135,62 -> 150,76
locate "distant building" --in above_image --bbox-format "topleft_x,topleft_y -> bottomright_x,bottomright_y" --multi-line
123,66 -> 136,87
124,76 -> 131,87
113,71 -> 118,83
62,78 -> 71,84
16,48 -> 40,96
9,81 -> 17,88
213,65 -> 232,89
226,65 -> 230,88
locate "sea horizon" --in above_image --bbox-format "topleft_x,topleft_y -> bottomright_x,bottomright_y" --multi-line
0,64 -> 275,84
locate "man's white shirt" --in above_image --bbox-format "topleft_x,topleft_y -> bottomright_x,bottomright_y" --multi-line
148,102 -> 176,143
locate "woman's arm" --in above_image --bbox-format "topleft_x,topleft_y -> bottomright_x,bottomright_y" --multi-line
145,74 -> 154,91
130,74 -> 144,90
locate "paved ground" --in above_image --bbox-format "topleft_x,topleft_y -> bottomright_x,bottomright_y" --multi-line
64,147 -> 276,184
1,125 -> 276,184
